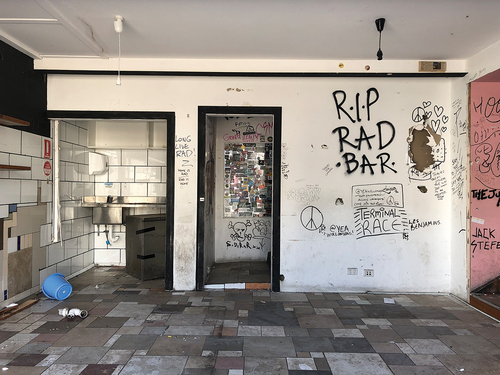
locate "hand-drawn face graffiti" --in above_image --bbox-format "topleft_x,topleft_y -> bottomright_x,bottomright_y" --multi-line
228,220 -> 253,241
252,220 -> 271,239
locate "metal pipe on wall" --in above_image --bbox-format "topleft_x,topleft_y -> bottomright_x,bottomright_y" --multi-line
52,120 -> 61,243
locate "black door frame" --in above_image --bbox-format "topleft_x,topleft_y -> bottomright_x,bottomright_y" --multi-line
47,110 -> 175,290
196,106 -> 282,292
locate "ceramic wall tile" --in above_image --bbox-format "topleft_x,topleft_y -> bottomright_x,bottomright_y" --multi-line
122,149 -> 148,166
41,181 -> 52,203
64,238 -> 78,258
78,235 -> 89,254
21,132 -> 42,157
0,205 -> 8,219
21,180 -> 38,203
78,128 -> 88,147
9,154 -> 31,179
148,183 -> 166,197
56,259 -> 71,277
31,158 -> 49,180
95,149 -> 121,166
47,242 -> 64,265
95,182 -> 120,196
161,167 -> 167,182
72,218 -> 85,238
0,126 -> 21,154
0,180 -> 21,204
83,251 -> 94,268
94,170 -> 109,183
40,265 -> 57,287
109,166 -> 135,182
0,152 -> 9,178
72,254 -> 84,274
65,163 -> 79,182
40,223 -> 52,247
60,141 -> 72,162
121,182 -> 147,196
65,124 -> 79,144
136,166 -> 161,182
7,237 -> 17,253
94,249 -> 121,265
148,149 -> 167,166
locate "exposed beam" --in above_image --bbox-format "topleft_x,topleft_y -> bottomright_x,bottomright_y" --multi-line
35,0 -> 106,58
0,18 -> 60,24
0,30 -> 41,59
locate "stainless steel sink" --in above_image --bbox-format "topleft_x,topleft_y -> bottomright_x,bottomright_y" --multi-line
82,196 -> 167,225
82,196 -> 167,208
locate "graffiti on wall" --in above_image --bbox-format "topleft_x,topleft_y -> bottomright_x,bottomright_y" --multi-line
225,219 -> 270,251
451,98 -> 467,200
223,120 -> 274,143
300,205 -> 354,238
281,143 -> 290,179
286,185 -> 321,204
176,134 -> 194,187
352,183 -> 408,240
331,88 -> 397,175
471,94 -> 500,189
408,101 -> 448,200
471,226 -> 499,253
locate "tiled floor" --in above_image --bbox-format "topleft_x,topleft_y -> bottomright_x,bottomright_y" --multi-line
1,267 -> 500,375
206,262 -> 270,285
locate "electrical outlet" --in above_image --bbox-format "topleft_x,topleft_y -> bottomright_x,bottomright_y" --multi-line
364,269 -> 374,277
347,268 -> 358,275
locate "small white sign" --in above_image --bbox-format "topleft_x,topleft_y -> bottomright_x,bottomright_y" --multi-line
472,217 -> 485,225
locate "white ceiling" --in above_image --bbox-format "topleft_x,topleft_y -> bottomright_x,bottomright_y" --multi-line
1,0 -> 500,62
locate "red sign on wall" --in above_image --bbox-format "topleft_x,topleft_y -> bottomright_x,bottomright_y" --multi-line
43,161 -> 52,176
43,138 -> 51,159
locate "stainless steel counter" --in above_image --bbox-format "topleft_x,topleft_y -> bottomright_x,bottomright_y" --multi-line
82,196 -> 167,208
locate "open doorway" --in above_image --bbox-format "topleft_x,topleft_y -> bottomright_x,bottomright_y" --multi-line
468,70 -> 500,319
196,107 -> 282,291
46,111 -> 175,290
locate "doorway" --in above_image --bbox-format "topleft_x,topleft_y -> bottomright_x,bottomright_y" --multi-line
46,111 -> 175,290
196,107 -> 282,291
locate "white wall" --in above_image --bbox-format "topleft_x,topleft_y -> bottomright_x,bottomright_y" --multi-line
467,38 -> 500,82
47,73 -> 460,293
449,77 -> 469,300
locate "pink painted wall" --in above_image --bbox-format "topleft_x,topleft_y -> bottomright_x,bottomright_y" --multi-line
470,82 -> 500,290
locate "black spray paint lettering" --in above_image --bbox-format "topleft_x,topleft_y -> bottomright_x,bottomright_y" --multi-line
332,88 -> 379,123
471,189 -> 500,206
409,219 -> 441,231
332,121 -> 396,174
471,227 -> 499,253
473,96 -> 500,123
355,207 -> 403,239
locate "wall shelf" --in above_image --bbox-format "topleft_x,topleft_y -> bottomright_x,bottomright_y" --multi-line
0,164 -> 31,171
0,114 -> 29,127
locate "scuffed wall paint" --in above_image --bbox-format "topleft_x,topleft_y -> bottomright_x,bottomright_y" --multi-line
47,75 -> 458,294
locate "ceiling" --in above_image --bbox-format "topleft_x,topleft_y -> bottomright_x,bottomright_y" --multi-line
1,0 -> 500,62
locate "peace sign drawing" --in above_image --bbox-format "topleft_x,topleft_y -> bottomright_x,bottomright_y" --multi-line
412,107 -> 427,123
300,206 -> 324,231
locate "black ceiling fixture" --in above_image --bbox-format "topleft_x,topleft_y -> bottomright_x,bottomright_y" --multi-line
375,18 -> 385,60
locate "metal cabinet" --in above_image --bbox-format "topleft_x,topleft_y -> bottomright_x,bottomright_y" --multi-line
125,214 -> 166,281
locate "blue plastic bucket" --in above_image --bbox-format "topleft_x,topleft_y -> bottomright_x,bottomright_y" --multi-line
42,273 -> 72,300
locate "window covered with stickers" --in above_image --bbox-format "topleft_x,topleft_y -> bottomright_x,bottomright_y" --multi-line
223,142 -> 273,218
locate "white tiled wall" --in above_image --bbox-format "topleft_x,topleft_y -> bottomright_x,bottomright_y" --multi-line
91,147 -> 167,266
43,120 -> 94,279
